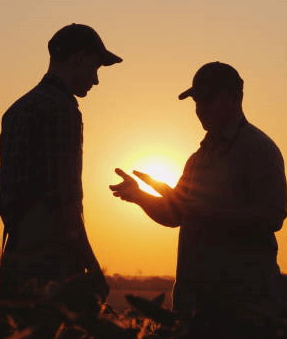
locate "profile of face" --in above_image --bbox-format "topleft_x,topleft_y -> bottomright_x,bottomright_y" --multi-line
69,52 -> 102,97
193,90 -> 237,132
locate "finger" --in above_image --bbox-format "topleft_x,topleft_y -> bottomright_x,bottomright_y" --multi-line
109,183 -> 125,191
110,178 -> 133,190
133,170 -> 153,184
113,192 -> 129,201
115,168 -> 132,180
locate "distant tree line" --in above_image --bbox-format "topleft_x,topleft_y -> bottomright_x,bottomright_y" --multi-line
106,274 -> 174,291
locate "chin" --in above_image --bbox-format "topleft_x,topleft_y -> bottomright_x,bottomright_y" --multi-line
75,91 -> 88,98
201,123 -> 210,131
202,121 -> 214,132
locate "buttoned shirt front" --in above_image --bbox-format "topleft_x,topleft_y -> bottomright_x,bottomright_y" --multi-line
172,116 -> 287,310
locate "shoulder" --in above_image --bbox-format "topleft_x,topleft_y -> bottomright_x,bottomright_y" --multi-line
182,149 -> 200,174
241,122 -> 284,163
2,81 -> 72,123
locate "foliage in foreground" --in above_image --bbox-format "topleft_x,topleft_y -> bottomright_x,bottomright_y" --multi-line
0,272 -> 287,339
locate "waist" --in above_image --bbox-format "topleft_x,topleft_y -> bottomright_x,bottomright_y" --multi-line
1,185 -> 83,211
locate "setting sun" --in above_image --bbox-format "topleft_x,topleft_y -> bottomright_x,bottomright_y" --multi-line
130,154 -> 182,196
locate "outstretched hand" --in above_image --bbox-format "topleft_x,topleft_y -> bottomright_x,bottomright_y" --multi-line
109,168 -> 141,203
133,170 -> 173,197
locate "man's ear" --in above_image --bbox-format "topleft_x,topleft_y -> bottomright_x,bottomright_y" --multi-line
69,51 -> 87,67
220,90 -> 238,106
228,90 -> 243,107
215,90 -> 229,105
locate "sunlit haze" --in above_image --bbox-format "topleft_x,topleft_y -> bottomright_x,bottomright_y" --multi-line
129,153 -> 182,195
1,0 -> 287,276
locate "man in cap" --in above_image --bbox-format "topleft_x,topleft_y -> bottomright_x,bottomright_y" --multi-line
110,62 -> 286,318
0,24 -> 122,299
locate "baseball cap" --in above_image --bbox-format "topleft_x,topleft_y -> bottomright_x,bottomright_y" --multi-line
48,23 -> 123,66
178,62 -> 243,102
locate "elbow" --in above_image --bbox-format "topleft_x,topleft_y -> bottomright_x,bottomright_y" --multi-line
159,213 -> 181,228
268,210 -> 286,232
155,198 -> 181,227
272,218 -> 285,232
161,221 -> 180,228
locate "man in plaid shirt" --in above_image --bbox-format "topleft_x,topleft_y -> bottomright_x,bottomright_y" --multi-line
0,24 -> 122,299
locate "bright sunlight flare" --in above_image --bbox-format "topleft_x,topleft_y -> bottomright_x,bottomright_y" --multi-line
131,154 -> 182,196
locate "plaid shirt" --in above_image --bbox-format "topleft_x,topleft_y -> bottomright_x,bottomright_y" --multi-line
0,73 -> 83,210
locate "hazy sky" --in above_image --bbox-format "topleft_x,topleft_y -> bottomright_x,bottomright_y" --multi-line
1,0 -> 287,276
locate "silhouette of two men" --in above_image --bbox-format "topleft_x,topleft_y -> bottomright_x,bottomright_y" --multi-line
0,24 -> 286,323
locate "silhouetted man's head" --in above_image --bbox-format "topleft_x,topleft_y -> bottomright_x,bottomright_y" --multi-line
48,24 -> 122,97
48,23 -> 122,65
179,62 -> 244,132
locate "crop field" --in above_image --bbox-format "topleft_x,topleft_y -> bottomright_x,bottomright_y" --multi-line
108,288 -> 172,312
1,274 -> 287,338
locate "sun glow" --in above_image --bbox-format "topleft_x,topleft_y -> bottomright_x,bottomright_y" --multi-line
130,154 -> 182,196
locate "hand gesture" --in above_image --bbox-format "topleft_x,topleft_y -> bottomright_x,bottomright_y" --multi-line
109,168 -> 141,202
133,170 -> 173,197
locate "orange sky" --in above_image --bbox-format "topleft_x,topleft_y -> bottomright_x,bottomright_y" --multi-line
1,0 -> 287,276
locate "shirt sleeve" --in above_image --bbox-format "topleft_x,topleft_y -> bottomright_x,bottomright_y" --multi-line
0,106 -> 35,206
247,138 -> 287,232
32,98 -> 83,205
169,153 -> 197,221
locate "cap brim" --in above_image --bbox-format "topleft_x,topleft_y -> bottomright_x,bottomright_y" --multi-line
101,50 -> 123,66
178,87 -> 194,100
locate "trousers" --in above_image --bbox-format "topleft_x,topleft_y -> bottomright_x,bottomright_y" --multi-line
0,200 -> 109,299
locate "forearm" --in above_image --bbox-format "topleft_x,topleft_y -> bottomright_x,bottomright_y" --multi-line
134,190 -> 180,227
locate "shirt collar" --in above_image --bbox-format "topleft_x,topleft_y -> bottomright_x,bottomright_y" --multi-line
220,114 -> 247,141
200,115 -> 247,151
39,73 -> 79,107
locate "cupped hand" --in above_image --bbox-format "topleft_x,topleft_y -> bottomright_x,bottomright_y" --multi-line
109,168 -> 141,202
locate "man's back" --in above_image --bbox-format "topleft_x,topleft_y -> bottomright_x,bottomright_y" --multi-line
0,74 -> 89,292
0,22 -> 121,300
0,74 -> 83,211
